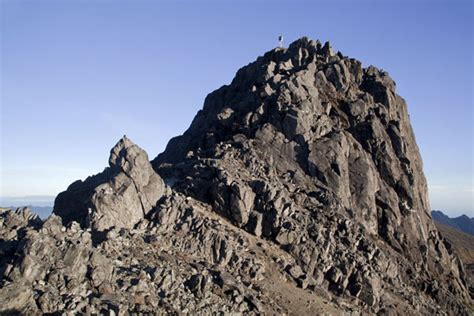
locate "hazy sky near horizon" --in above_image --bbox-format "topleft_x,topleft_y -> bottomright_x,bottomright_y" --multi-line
1,0 -> 473,216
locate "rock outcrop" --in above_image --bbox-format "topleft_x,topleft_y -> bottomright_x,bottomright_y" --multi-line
54,136 -> 165,232
154,38 -> 472,312
0,37 -> 472,315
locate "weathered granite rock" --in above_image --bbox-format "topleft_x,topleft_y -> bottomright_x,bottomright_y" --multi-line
54,136 -> 165,231
153,37 -> 473,313
0,37 -> 472,315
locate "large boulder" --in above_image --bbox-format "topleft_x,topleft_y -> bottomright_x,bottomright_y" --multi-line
54,136 -> 165,231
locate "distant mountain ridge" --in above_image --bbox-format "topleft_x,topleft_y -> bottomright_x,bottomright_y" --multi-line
0,206 -> 53,219
0,196 -> 54,219
432,210 -> 474,236
0,195 -> 55,207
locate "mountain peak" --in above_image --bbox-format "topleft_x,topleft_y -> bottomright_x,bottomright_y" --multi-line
108,135 -> 137,168
3,37 -> 472,314
151,36 -> 472,311
432,210 -> 474,236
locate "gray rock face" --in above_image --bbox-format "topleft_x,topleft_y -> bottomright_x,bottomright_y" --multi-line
54,136 -> 165,231
153,37 -> 473,313
0,37 -> 472,314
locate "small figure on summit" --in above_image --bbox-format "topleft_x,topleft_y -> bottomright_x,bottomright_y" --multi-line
278,35 -> 284,48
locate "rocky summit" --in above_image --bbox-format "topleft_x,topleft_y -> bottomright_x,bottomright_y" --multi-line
1,37 -> 473,315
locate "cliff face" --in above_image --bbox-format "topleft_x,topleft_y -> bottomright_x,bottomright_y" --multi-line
153,37 -> 471,310
0,37 -> 472,315
155,38 -> 431,248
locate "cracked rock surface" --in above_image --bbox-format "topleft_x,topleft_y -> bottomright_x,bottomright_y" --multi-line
54,136 -> 165,232
0,37 -> 472,315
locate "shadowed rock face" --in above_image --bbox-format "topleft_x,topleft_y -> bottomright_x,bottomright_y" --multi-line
1,38 -> 472,314
54,136 -> 165,231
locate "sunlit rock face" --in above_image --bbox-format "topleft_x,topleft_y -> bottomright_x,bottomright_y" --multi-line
54,136 -> 165,232
0,38 -> 472,315
153,37 -> 471,312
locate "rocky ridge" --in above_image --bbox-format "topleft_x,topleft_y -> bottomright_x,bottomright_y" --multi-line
434,220 -> 474,297
432,210 -> 474,236
0,37 -> 472,315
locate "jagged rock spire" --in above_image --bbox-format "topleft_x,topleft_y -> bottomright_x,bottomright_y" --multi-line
54,136 -> 165,231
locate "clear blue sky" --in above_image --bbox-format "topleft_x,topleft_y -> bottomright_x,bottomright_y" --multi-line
1,0 -> 472,216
